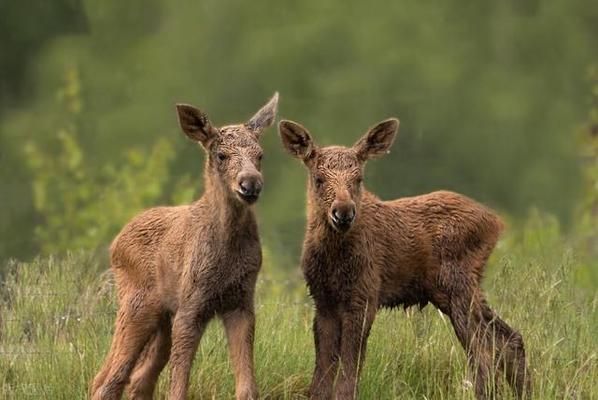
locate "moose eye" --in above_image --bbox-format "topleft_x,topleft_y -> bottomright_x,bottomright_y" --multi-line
217,152 -> 228,162
314,176 -> 324,188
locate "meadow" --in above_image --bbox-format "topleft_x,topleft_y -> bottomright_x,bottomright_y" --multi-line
0,214 -> 596,399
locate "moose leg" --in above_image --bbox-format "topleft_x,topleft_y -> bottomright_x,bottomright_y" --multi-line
126,316 -> 172,399
90,314 -> 120,398
308,308 -> 341,400
168,307 -> 210,400
448,290 -> 497,400
335,299 -> 377,400
222,307 -> 258,400
479,300 -> 531,399
93,299 -> 159,400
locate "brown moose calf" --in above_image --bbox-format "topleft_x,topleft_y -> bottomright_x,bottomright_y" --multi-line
90,93 -> 278,400
279,118 -> 530,400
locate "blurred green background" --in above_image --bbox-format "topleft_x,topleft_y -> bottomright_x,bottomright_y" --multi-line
0,0 -> 596,277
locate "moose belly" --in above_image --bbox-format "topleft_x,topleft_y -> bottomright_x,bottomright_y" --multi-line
379,280 -> 429,310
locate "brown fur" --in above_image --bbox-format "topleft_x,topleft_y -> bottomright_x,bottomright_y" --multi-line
90,93 -> 279,400
279,118 -> 531,400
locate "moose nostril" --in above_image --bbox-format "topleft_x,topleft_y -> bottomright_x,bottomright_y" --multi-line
254,181 -> 263,195
332,208 -> 341,221
347,208 -> 355,221
239,180 -> 251,194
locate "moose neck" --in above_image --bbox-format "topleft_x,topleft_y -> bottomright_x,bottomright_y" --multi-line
197,165 -> 254,233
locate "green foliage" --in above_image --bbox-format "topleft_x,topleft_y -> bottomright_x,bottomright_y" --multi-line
21,65 -> 187,254
1,0 -> 597,261
0,218 -> 596,399
0,0 -> 88,260
572,64 -> 598,287
577,65 -> 598,236
0,0 -> 87,105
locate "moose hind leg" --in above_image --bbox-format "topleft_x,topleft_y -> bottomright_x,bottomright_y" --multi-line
448,291 -> 498,400
90,325 -> 119,398
126,316 -> 172,399
93,297 -> 159,400
480,301 -> 531,399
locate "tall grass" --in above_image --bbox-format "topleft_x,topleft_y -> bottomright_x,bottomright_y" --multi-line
1,216 -> 596,399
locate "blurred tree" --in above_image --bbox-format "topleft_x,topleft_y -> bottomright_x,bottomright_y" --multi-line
0,0 -> 87,106
22,65 -> 189,254
0,0 -> 87,260
1,0 -> 597,262
577,65 -> 598,263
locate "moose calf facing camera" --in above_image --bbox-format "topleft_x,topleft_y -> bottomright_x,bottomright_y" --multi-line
279,118 -> 531,400
90,93 -> 278,400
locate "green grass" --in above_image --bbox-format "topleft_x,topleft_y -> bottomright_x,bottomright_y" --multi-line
1,220 -> 596,399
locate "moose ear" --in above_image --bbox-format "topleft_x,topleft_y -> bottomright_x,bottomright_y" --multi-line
175,104 -> 219,147
278,120 -> 317,164
354,118 -> 399,161
246,92 -> 279,137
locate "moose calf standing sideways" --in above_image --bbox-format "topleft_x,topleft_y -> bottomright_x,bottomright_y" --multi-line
279,118 -> 530,400
90,93 -> 278,400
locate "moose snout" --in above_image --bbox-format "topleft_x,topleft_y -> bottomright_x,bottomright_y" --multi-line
330,200 -> 356,232
236,173 -> 263,204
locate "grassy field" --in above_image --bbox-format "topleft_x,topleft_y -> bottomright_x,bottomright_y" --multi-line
1,217 -> 596,399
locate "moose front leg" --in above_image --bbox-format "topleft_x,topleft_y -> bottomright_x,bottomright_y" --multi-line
309,308 -> 341,400
335,300 -> 377,400
168,305 -> 211,400
222,307 -> 258,400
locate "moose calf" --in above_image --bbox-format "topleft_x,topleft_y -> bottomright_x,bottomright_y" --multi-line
90,93 -> 279,400
279,118 -> 530,400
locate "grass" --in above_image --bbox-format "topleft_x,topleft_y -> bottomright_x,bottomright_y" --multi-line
0,217 -> 596,399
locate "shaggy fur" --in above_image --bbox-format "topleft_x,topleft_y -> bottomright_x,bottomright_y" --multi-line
279,118 -> 530,400
90,93 -> 278,400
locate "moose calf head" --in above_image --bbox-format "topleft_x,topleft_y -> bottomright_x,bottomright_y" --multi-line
279,117 -> 399,232
176,93 -> 278,205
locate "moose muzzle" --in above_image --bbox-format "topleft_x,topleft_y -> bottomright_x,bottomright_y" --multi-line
236,172 -> 263,204
330,200 -> 356,232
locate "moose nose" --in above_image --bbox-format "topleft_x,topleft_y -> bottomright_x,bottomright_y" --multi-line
330,201 -> 356,231
239,178 -> 262,196
237,173 -> 263,203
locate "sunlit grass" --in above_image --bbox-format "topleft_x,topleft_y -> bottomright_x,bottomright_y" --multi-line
1,223 -> 596,399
